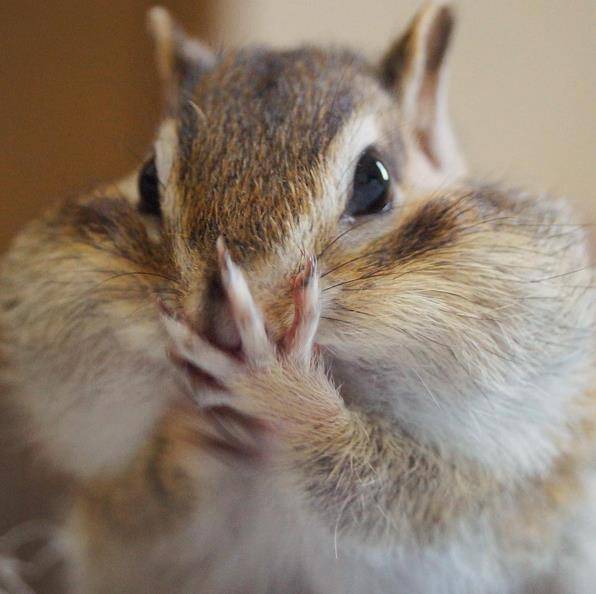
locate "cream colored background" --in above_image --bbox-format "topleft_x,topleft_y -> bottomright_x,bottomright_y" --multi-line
217,0 -> 595,235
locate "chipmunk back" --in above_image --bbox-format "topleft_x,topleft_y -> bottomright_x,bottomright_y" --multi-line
1,4 -> 594,594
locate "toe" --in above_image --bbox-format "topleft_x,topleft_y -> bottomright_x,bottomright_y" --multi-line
283,257 -> 320,365
217,237 -> 274,367
162,314 -> 242,383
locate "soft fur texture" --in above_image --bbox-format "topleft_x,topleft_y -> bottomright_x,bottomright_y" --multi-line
0,4 -> 594,593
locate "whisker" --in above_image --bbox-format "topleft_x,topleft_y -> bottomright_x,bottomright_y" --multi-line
321,315 -> 355,325
317,218 -> 377,260
528,267 -> 592,283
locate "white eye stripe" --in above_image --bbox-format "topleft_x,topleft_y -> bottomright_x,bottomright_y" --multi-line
154,118 -> 177,186
319,112 -> 383,217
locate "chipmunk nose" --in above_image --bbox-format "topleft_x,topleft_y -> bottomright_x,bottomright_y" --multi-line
211,303 -> 242,350
204,279 -> 242,351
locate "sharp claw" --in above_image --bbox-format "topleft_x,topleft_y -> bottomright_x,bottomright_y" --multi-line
216,235 -> 232,283
156,295 -> 177,320
302,256 -> 319,309
168,346 -> 228,393
304,255 -> 317,285
284,257 -> 320,362
162,313 -> 242,384
215,237 -> 273,366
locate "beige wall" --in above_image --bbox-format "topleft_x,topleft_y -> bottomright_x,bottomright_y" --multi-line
217,0 -> 595,235
1,1 -> 592,254
0,0 -> 214,253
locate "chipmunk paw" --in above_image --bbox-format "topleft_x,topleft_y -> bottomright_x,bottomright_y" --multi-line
161,238 -> 322,450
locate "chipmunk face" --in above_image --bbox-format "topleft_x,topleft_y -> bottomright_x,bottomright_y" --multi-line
139,6 -> 593,479
144,5 -> 464,345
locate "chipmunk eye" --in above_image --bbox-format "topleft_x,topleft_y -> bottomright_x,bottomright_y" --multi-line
138,157 -> 161,218
346,150 -> 392,217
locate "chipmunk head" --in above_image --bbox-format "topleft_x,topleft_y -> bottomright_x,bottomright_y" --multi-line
143,3 -> 465,341
137,5 -> 592,480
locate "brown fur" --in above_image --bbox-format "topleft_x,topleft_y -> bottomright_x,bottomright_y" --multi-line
0,4 -> 594,594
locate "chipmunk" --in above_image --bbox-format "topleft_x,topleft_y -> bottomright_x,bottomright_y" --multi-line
1,3 -> 594,593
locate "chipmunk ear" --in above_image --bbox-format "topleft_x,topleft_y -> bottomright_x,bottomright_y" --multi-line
381,3 -> 466,180
147,6 -> 215,112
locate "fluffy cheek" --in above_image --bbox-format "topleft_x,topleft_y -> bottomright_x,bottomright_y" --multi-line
316,186 -> 594,476
321,283 -> 512,395
319,260 -> 593,478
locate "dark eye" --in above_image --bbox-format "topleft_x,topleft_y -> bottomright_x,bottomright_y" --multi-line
138,157 -> 161,217
346,150 -> 392,217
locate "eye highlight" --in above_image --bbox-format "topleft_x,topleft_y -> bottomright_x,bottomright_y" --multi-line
346,150 -> 392,217
138,157 -> 161,218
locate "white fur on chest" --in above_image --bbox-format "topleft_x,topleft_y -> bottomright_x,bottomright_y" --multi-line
63,470 -> 568,594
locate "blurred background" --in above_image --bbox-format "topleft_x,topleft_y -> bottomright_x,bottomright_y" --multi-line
0,2 -> 593,590
1,0 -> 594,254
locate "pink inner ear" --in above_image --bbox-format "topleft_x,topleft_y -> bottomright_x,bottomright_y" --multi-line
413,6 -> 457,171
415,73 -> 440,169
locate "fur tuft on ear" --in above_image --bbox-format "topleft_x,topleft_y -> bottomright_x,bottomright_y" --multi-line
147,6 -> 216,112
381,3 -> 466,181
